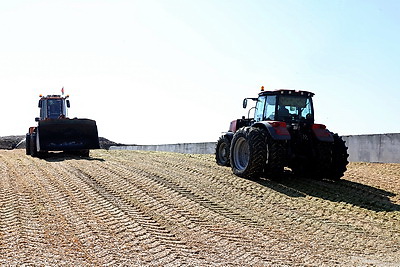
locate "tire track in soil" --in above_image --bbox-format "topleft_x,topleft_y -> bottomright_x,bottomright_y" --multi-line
0,153 -> 50,265
1,150 -> 400,266
168,152 -> 400,241
65,159 -> 275,265
97,150 -> 400,265
56,161 -> 201,266
33,161 -> 138,265
89,152 -> 344,265
0,152 -> 99,265
36,158 -> 200,266
115,153 -> 374,230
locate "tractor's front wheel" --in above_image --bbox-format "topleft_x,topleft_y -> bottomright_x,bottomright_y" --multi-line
216,135 -> 232,167
30,132 -> 47,158
230,127 -> 266,178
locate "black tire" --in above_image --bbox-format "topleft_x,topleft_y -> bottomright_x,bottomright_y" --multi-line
25,134 -> 31,155
67,150 -> 90,157
80,149 -> 90,157
291,141 -> 332,179
326,134 -> 349,180
30,133 -> 38,157
314,142 -> 334,179
264,134 -> 288,178
216,135 -> 232,166
230,127 -> 266,178
77,150 -> 90,157
30,132 -> 47,158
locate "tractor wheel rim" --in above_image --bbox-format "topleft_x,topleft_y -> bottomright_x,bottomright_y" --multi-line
234,137 -> 249,171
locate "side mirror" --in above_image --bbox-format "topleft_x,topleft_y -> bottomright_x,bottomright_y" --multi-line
66,100 -> 70,108
243,98 -> 247,109
38,100 -> 42,108
35,117 -> 40,122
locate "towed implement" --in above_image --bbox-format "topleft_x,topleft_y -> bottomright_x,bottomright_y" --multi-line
216,87 -> 349,180
26,94 -> 99,157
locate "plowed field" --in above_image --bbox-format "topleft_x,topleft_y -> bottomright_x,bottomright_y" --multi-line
1,149 -> 399,266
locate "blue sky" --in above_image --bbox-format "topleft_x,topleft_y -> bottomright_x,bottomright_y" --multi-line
0,0 -> 399,144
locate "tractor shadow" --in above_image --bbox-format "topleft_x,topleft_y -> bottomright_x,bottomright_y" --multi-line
256,172 -> 400,212
39,152 -> 105,162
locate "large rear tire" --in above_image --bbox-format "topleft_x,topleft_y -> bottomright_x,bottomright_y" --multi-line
25,134 -> 31,155
30,133 -> 38,157
264,135 -> 288,178
291,141 -> 332,179
291,135 -> 348,180
230,127 -> 266,178
326,134 -> 349,180
216,135 -> 232,167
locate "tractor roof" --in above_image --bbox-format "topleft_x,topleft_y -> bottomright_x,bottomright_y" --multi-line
39,94 -> 69,99
259,89 -> 314,97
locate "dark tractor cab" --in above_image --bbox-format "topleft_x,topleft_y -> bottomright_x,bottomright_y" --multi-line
253,90 -> 314,124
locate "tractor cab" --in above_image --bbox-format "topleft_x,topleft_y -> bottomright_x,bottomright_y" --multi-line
252,89 -> 315,124
37,95 -> 70,121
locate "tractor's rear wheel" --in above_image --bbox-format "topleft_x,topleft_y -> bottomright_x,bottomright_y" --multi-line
291,141 -> 332,179
291,135 -> 348,180
230,127 -> 266,178
25,134 -> 31,155
30,133 -> 38,157
216,135 -> 231,167
264,136 -> 288,178
314,142 -> 333,179
326,134 -> 349,180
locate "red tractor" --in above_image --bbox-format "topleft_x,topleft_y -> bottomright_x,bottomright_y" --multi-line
216,87 -> 348,180
26,94 -> 99,157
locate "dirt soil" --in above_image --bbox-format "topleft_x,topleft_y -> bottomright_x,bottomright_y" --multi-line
0,149 -> 399,266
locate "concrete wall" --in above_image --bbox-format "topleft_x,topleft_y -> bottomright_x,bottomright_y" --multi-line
110,133 -> 400,163
342,133 -> 400,163
110,142 -> 216,155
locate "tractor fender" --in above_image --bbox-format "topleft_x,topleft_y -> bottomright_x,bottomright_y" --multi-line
229,120 -> 238,132
224,132 -> 234,141
29,126 -> 36,134
312,124 -> 334,142
252,121 -> 291,141
229,118 -> 253,132
223,132 -> 235,142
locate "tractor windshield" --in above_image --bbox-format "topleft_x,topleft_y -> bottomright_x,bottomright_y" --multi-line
46,99 -> 64,119
276,95 -> 313,122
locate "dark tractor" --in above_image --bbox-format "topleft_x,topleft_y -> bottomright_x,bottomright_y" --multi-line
26,93 -> 100,158
216,87 -> 348,180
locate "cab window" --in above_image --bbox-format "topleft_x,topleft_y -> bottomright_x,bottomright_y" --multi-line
264,95 -> 276,120
47,99 -> 63,119
276,95 -> 313,121
254,96 -> 266,122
